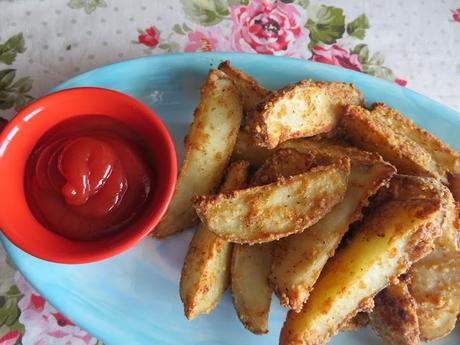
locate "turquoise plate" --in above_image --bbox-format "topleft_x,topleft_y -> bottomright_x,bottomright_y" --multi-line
2,52 -> 460,345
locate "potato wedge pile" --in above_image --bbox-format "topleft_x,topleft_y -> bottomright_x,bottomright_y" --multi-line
154,61 -> 460,345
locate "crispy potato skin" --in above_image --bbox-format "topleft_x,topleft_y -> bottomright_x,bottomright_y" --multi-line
340,313 -> 369,332
271,161 -> 395,311
383,174 -> 460,341
153,69 -> 243,238
218,61 -> 270,113
280,199 -> 442,345
180,161 -> 249,319
250,148 -> 316,186
447,172 -> 460,202
370,280 -> 420,345
231,243 -> 272,334
193,158 -> 351,244
280,138 -> 383,166
371,103 -> 460,177
232,130 -> 273,168
247,80 -> 364,149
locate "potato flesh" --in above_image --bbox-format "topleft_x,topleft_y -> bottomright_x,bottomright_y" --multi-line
410,251 -> 460,341
231,243 -> 272,334
193,159 -> 350,244
370,280 -> 420,345
179,161 -> 249,319
271,162 -> 395,311
232,130 -> 273,168
280,199 -> 441,345
247,80 -> 364,149
154,69 -> 243,238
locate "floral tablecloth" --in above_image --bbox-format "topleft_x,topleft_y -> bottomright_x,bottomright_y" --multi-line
1,1 -> 460,344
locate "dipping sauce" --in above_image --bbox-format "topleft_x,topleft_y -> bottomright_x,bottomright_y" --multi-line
25,115 -> 154,241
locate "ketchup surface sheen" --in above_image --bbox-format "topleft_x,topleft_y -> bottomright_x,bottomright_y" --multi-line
25,115 -> 154,241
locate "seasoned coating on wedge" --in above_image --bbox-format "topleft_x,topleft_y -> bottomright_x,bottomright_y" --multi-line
341,105 -> 446,180
271,161 -> 395,311
180,161 -> 249,320
340,313 -> 370,332
409,250 -> 460,341
371,103 -> 460,177
280,199 -> 442,345
246,80 -> 364,148
447,172 -> 460,201
370,279 -> 420,345
280,137 -> 383,166
387,175 -> 459,251
193,158 -> 350,244
231,243 -> 272,334
232,130 -> 273,168
154,69 -> 243,238
218,61 -> 270,113
250,148 -> 316,186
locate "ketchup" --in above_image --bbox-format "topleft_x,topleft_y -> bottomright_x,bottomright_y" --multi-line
25,116 -> 154,240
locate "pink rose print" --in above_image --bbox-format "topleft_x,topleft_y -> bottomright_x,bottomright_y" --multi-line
452,8 -> 460,22
394,78 -> 407,87
15,274 -> 96,345
230,0 -> 308,58
138,26 -> 160,48
0,330 -> 20,345
310,44 -> 363,72
184,27 -> 230,52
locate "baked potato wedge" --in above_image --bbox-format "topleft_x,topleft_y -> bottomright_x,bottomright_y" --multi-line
193,158 -> 350,244
410,250 -> 460,341
231,243 -> 272,334
180,161 -> 249,319
154,69 -> 243,238
271,161 -> 395,311
280,137 -> 383,165
280,198 -> 442,345
341,104 -> 459,181
371,103 -> 460,177
370,279 -> 420,345
246,80 -> 364,148
218,60 -> 270,113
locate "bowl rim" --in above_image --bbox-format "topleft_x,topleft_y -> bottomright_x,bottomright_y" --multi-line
0,87 -> 177,264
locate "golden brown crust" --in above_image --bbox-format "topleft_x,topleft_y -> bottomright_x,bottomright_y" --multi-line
369,280 -> 420,345
246,80 -> 364,149
341,105 -> 441,179
179,160 -> 249,319
193,158 -> 351,244
218,60 -> 270,113
270,161 -> 395,311
250,148 -> 316,186
340,313 -> 370,332
153,69 -> 243,238
280,198 -> 442,345
280,137 -> 384,166
371,103 -> 460,176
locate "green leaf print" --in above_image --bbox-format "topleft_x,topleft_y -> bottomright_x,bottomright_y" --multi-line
0,33 -> 25,65
0,69 -> 33,110
181,0 -> 230,26
280,0 -> 309,8
306,5 -> 345,46
351,44 -> 370,64
173,24 -> 186,35
346,14 -> 369,39
67,0 -> 108,14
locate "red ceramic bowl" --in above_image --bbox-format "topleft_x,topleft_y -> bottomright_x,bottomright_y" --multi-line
0,87 -> 176,264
